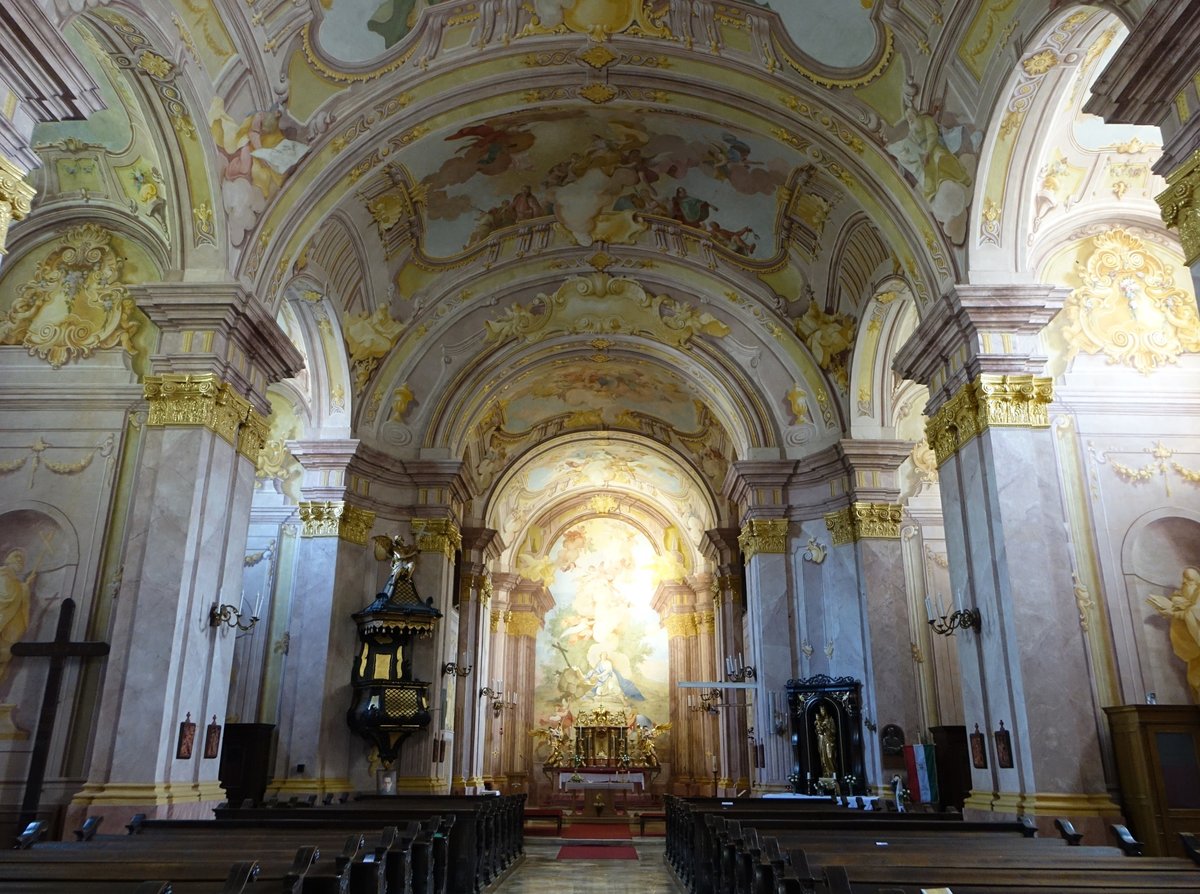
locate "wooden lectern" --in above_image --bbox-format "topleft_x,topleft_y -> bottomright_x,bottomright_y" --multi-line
1105,704 -> 1200,858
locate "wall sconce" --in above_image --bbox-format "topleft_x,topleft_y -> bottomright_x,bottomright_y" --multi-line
490,690 -> 517,718
209,603 -> 258,632
688,688 -> 722,715
925,593 -> 981,636
725,653 -> 756,682
442,652 -> 472,677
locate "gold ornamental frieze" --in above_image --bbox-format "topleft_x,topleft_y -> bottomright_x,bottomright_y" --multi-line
926,374 -> 1053,466
824,503 -> 903,545
237,408 -> 271,464
410,518 -> 462,560
1158,147 -> 1200,266
738,519 -> 789,561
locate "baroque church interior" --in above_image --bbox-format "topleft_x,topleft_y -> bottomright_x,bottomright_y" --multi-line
3,0 -> 1200,859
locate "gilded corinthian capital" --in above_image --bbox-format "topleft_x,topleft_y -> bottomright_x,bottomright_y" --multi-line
0,155 -> 35,256
1158,148 -> 1200,267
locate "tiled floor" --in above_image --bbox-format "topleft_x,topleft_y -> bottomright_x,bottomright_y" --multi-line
497,840 -> 677,893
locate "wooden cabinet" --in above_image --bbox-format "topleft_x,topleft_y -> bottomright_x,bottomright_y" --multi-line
1105,705 -> 1200,857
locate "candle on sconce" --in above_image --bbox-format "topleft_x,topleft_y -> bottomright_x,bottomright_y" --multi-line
924,596 -> 935,622
253,590 -> 264,618
710,754 -> 718,773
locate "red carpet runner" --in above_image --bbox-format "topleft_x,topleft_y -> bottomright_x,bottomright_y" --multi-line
556,845 -> 639,860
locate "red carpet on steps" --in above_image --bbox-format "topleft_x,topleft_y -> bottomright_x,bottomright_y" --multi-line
556,845 -> 639,860
562,823 -> 631,839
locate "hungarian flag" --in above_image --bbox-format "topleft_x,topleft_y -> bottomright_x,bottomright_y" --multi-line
904,744 -> 938,803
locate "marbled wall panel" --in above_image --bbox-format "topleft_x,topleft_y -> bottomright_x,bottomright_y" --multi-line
744,550 -> 791,786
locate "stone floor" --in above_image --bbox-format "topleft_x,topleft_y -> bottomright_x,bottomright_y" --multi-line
495,840 -> 677,893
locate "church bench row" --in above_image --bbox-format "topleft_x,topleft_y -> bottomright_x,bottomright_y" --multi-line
205,793 -> 524,894
0,826 -> 421,894
732,826 -> 1199,894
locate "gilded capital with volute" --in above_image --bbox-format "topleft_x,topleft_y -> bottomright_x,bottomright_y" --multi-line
1157,147 -> 1200,267
738,519 -> 788,561
411,518 -> 462,561
925,373 -> 1052,466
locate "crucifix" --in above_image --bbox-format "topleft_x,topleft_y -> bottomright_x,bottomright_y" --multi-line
11,598 -> 110,827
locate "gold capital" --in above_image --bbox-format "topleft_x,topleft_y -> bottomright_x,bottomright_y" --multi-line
0,154 -> 35,255
297,500 -> 374,542
926,374 -> 1053,466
411,518 -> 462,561
506,611 -> 542,638
824,502 -> 903,545
1157,147 -> 1200,266
738,519 -> 788,561
145,373 -> 269,461
663,611 -> 698,639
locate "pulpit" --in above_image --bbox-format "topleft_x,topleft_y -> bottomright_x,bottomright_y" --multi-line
786,674 -> 867,795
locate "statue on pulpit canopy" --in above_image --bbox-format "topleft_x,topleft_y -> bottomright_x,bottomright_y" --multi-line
1148,566 -> 1200,699
815,705 -> 838,778
373,534 -> 418,597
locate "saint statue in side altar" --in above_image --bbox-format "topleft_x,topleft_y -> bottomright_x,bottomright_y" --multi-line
814,705 -> 838,778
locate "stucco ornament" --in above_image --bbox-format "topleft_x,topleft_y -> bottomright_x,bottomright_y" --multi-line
1059,228 -> 1200,374
345,306 -> 405,393
0,224 -> 139,368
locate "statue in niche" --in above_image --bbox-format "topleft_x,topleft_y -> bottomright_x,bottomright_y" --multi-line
1147,567 -> 1200,699
814,705 -> 838,778
0,549 -> 36,680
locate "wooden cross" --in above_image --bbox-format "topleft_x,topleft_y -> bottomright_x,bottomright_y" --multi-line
11,598 -> 110,826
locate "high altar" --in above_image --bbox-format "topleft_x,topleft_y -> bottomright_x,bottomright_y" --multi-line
538,707 -> 665,813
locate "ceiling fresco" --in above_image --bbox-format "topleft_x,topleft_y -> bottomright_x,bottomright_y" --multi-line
403,108 -> 791,256
496,357 -> 712,434
488,434 -> 714,567
747,1 -> 881,70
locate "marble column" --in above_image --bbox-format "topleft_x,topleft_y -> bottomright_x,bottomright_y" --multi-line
270,441 -> 376,798
485,572 -> 519,789
450,528 -> 500,793
69,284 -> 302,827
823,440 -> 922,793
704,529 -> 752,793
737,518 -> 793,791
504,579 -> 553,800
895,284 -> 1121,835
401,516 -> 461,793
656,582 -> 703,795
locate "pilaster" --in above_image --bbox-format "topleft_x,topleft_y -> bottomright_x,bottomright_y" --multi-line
895,284 -> 1120,823
270,441 -> 375,798
71,293 -> 301,825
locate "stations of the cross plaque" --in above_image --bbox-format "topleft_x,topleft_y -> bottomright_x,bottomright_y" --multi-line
11,598 -> 110,827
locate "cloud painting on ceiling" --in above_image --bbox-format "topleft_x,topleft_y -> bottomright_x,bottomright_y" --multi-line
406,108 -> 790,256
746,0 -> 880,69
314,0 -> 452,63
497,359 -> 710,435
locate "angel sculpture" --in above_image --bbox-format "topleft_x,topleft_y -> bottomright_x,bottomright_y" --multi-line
374,534 -> 418,599
635,721 -> 671,767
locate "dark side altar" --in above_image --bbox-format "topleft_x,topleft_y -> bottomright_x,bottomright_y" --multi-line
786,674 -> 867,795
